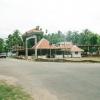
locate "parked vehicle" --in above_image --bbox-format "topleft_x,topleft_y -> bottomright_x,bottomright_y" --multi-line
0,53 -> 7,58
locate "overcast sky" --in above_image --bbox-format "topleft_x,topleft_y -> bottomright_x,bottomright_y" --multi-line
0,0 -> 100,38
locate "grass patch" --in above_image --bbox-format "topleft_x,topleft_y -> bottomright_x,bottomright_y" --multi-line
0,81 -> 33,100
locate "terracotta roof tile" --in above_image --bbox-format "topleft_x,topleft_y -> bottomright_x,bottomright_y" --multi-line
32,38 -> 84,51
23,27 -> 43,37
32,38 -> 57,49
26,28 -> 42,33
71,45 -> 84,52
59,44 -> 73,49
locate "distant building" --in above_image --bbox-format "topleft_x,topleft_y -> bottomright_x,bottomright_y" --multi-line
23,26 -> 44,42
32,38 -> 84,58
14,26 -> 84,58
57,41 -> 84,57
32,38 -> 57,58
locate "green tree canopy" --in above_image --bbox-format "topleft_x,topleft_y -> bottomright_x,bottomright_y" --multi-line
6,30 -> 23,51
0,38 -> 4,53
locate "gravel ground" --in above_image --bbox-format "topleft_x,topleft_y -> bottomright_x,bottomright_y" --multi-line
0,58 -> 100,100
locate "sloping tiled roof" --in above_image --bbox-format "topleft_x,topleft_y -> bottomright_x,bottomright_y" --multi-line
59,44 -> 73,49
23,28 -> 43,37
71,45 -> 84,52
32,38 -> 84,51
57,43 -> 84,52
26,28 -> 43,33
32,38 -> 57,49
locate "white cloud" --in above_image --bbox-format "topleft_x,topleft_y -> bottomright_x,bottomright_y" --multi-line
0,0 -> 100,38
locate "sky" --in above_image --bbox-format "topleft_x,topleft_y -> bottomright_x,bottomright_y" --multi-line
0,0 -> 100,38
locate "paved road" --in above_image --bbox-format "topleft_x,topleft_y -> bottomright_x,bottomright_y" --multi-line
0,58 -> 100,100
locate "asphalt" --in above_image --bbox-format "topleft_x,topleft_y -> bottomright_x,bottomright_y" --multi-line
0,58 -> 100,100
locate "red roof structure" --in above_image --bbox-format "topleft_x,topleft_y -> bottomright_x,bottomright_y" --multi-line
26,28 -> 42,34
32,38 -> 84,52
57,42 -> 84,52
59,44 -> 73,49
32,38 -> 57,49
23,26 -> 44,37
71,45 -> 84,52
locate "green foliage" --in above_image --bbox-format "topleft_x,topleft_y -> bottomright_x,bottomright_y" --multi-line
66,31 -> 80,44
6,30 -> 23,51
0,38 -> 4,53
97,36 -> 100,45
43,29 -> 100,53
44,29 -> 100,46
1,28 -> 100,53
28,39 -> 35,48
66,29 -> 100,45
0,82 -> 33,100
44,31 -> 65,44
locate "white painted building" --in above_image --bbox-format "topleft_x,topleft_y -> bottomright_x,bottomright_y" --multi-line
57,42 -> 84,58
71,45 -> 84,57
32,38 -> 84,58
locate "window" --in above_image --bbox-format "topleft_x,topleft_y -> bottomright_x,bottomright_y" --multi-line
75,52 -> 78,54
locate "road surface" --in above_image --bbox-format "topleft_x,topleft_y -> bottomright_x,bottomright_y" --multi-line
0,58 -> 100,100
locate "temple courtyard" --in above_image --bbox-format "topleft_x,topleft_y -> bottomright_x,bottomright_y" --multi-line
0,58 -> 100,100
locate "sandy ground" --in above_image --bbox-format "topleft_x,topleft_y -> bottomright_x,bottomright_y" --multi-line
0,75 -> 18,85
0,58 -> 100,100
0,74 -> 57,100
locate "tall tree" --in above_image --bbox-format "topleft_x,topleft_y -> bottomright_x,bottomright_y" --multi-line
0,38 -> 4,53
44,31 -> 65,44
90,34 -> 98,45
6,30 -> 23,51
66,31 -> 73,42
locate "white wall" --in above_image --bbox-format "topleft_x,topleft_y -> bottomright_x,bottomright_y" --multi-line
55,53 -> 82,58
38,56 -> 46,59
72,52 -> 82,58
55,55 -> 63,58
64,55 -> 71,58
37,52 -> 82,58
